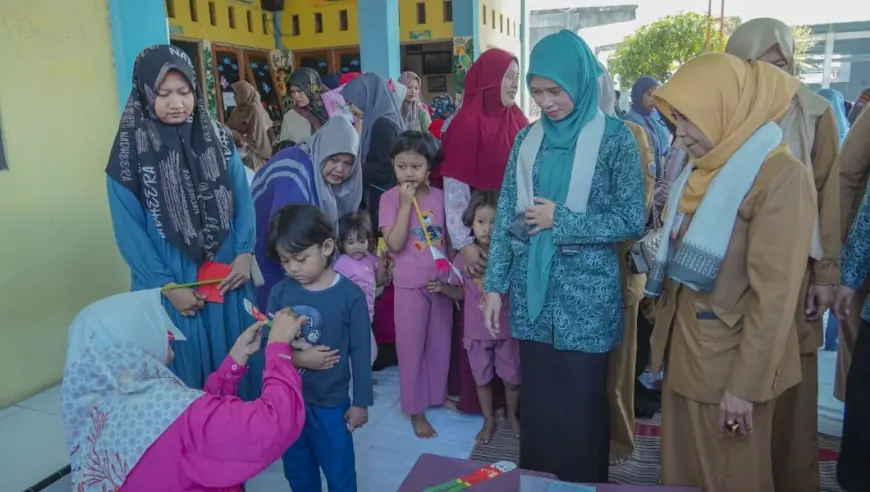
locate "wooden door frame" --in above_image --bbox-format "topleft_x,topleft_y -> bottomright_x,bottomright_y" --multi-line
170,36 -> 207,95
240,47 -> 286,115
211,44 -> 247,122
331,46 -> 360,73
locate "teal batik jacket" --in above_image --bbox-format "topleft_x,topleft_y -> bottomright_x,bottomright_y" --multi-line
842,177 -> 870,322
483,117 -> 646,353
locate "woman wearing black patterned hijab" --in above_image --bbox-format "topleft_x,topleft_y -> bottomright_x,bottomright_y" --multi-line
105,44 -> 262,399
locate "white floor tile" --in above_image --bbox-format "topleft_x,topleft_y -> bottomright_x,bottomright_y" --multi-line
17,385 -> 62,416
818,349 -> 845,437
0,407 -> 68,492
41,473 -> 71,492
0,404 -> 24,423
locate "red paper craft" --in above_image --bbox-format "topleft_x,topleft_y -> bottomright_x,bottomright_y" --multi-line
196,261 -> 232,303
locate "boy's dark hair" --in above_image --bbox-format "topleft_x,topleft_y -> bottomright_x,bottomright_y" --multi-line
462,190 -> 499,229
337,211 -> 375,254
267,204 -> 336,262
389,130 -> 444,170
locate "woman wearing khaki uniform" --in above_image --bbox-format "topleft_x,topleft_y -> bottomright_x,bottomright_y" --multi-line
648,53 -> 817,492
726,19 -> 841,492
836,108 -> 870,403
597,68 -> 657,462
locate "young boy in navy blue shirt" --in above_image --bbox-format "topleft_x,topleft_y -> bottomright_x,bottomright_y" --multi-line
266,204 -> 372,492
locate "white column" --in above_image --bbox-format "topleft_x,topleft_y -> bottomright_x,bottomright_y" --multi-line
822,28 -> 835,88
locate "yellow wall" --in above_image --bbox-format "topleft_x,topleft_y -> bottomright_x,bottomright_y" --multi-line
398,0 -> 454,43
168,0 -> 275,49
280,0 -> 455,51
478,0 -> 521,55
0,0 -> 130,408
280,0 -> 359,51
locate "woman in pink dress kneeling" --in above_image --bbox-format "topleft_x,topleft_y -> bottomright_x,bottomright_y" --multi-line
61,288 -> 306,491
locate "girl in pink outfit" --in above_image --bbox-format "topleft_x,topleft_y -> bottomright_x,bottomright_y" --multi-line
379,131 -> 454,438
61,288 -> 307,492
453,191 -> 520,444
333,210 -> 390,366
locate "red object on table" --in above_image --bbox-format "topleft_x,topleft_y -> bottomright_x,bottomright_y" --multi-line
398,454 -> 704,492
196,261 -> 232,303
398,454 -> 554,492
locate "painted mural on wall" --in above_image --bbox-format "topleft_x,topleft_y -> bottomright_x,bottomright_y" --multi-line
201,40 -> 218,120
271,48 -> 293,113
452,37 -> 474,104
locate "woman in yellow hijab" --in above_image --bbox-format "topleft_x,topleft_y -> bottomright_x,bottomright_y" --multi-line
646,52 -> 817,492
726,20 -> 841,491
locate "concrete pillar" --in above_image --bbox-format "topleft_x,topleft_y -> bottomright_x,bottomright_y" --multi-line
358,0 -> 400,79
451,0 -> 479,104
519,0 -> 530,112
108,0 -> 169,112
822,28 -> 835,88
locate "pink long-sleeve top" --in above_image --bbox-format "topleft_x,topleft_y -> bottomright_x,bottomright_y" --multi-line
120,343 -> 305,491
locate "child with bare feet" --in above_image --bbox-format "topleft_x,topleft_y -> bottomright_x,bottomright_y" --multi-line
457,191 -> 520,443
379,132 -> 455,438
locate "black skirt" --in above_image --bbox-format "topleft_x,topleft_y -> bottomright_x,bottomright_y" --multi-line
838,321 -> 870,491
518,340 -> 610,483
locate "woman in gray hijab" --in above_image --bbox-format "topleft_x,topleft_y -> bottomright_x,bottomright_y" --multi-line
250,116 -> 361,312
341,72 -> 405,232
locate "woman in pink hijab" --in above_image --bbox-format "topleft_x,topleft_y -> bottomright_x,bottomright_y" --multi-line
61,289 -> 306,491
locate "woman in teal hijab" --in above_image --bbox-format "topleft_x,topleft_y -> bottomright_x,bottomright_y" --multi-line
483,30 -> 646,483
817,88 -> 851,146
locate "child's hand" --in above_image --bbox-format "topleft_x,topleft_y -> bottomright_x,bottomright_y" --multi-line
291,339 -> 314,351
345,406 -> 369,431
426,279 -> 443,293
398,182 -> 416,208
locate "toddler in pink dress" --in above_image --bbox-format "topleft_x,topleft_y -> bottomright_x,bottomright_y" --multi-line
333,211 -> 386,367
458,190 -> 520,443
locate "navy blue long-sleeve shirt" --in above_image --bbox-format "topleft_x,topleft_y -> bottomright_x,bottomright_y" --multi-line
267,275 -> 373,408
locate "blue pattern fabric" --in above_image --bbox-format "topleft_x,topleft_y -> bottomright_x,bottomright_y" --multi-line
623,108 -> 671,175
483,120 -> 646,353
817,88 -> 850,146
107,148 -> 262,400
842,178 -> 870,322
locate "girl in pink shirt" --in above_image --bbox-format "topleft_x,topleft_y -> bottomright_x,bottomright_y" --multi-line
379,131 -> 455,438
333,210 -> 389,367
61,288 -> 307,492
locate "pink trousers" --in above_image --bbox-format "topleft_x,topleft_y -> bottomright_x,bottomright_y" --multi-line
394,287 -> 453,415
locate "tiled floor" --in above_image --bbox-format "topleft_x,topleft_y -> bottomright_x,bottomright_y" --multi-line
2,352 -> 846,491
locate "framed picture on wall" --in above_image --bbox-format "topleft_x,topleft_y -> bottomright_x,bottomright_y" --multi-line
422,51 -> 452,75
428,75 -> 447,92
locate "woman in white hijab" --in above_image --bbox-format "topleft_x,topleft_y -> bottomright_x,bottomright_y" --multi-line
61,289 -> 306,491
726,18 -> 841,492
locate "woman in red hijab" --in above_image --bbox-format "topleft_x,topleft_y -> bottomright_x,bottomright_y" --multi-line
439,48 -> 528,425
